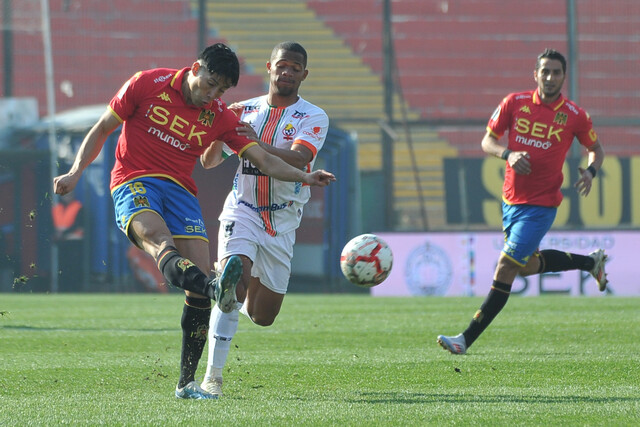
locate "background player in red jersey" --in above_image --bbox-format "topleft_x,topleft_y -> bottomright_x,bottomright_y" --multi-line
53,43 -> 335,398
437,48 -> 607,355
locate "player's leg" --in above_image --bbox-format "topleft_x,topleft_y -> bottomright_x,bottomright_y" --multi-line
520,248 -> 608,291
202,222 -> 291,395
113,178 -> 216,298
173,238 -> 215,397
202,220 -> 257,396
438,204 -> 555,354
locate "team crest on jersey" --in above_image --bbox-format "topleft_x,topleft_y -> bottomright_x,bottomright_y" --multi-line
554,112 -> 568,125
133,195 -> 150,208
291,110 -> 308,119
198,109 -> 215,127
157,92 -> 172,103
282,123 -> 296,141
519,106 -> 531,114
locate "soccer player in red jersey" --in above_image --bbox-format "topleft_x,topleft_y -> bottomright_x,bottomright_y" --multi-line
437,49 -> 608,355
53,43 -> 335,398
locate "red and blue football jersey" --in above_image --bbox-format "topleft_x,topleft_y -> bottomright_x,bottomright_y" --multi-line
109,67 -> 257,195
487,89 -> 598,207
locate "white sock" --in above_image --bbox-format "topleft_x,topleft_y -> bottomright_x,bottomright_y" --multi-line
204,304 -> 239,380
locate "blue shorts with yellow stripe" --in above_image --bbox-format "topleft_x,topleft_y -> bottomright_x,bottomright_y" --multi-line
111,177 -> 208,245
501,202 -> 556,266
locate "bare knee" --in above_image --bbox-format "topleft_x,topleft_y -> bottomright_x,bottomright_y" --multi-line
251,315 -> 275,327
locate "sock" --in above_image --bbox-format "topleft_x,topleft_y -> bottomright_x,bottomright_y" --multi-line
204,305 -> 239,381
239,302 -> 251,320
537,250 -> 594,273
462,280 -> 512,348
177,296 -> 212,388
156,246 -> 213,298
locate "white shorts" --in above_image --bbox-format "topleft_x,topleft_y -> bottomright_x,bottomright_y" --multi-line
217,219 -> 294,294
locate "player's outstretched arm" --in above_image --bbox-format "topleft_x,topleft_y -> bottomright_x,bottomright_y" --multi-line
53,108 -> 120,195
574,140 -> 605,197
200,140 -> 225,169
242,144 -> 335,186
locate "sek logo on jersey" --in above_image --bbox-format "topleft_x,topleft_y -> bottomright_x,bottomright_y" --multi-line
514,118 -> 563,142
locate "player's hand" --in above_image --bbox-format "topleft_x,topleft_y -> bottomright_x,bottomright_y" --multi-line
236,120 -> 259,142
574,167 -> 594,197
53,173 -> 80,195
227,102 -> 244,117
508,151 -> 531,175
305,169 -> 336,187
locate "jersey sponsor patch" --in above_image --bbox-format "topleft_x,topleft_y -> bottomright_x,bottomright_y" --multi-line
241,157 -> 264,176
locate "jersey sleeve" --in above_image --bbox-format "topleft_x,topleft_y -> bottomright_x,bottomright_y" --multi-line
293,111 -> 329,161
486,95 -> 513,139
575,110 -> 598,148
215,108 -> 258,157
109,71 -> 143,123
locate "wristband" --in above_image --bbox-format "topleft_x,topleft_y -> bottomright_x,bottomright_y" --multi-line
586,165 -> 597,178
501,149 -> 512,160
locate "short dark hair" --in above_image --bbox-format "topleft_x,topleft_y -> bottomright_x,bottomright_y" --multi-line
271,41 -> 308,68
198,43 -> 240,87
536,48 -> 567,74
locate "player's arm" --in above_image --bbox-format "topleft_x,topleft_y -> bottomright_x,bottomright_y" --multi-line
481,130 -> 531,175
53,108 -> 120,195
235,120 -> 312,168
241,144 -> 335,187
200,140 -> 225,169
575,140 -> 605,197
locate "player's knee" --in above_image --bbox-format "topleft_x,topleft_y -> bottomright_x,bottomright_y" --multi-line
249,312 -> 276,327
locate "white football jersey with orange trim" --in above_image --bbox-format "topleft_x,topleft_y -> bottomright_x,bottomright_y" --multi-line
219,95 -> 328,236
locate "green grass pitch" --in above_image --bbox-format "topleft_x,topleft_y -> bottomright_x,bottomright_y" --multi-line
1,293 -> 638,426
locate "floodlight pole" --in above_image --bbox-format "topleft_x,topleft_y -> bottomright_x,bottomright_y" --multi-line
2,0 -> 13,96
382,0 -> 394,230
41,0 -> 59,292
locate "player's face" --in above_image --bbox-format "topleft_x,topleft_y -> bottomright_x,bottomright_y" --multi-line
267,49 -> 308,98
187,62 -> 233,107
534,58 -> 565,102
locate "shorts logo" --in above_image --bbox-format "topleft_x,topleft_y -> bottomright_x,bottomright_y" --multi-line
133,195 -> 150,208
223,221 -> 235,238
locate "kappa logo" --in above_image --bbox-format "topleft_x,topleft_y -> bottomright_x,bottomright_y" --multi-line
519,105 -> 531,114
554,112 -> 568,125
157,92 -> 171,102
198,109 -> 215,127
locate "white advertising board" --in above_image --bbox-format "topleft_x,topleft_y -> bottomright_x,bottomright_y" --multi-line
372,231 -> 638,297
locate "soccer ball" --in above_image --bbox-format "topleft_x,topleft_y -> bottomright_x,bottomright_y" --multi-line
340,234 -> 393,287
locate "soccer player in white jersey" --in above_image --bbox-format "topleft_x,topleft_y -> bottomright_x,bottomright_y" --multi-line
199,42 -> 329,396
